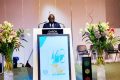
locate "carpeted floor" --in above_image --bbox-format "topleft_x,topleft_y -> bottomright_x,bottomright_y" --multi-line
75,63 -> 97,80
0,67 -> 33,80
75,62 -> 120,80
0,63 -> 120,80
105,62 -> 120,80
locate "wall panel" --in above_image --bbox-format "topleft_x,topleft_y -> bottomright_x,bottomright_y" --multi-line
106,0 -> 120,28
0,0 -> 120,64
0,0 -> 5,23
5,0 -> 22,28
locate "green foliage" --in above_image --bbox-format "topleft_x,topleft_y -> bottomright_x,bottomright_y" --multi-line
0,21 -> 26,71
82,22 -> 120,51
0,21 -> 25,55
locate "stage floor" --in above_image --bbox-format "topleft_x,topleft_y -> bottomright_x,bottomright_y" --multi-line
75,62 -> 120,80
0,63 -> 120,80
0,67 -> 33,80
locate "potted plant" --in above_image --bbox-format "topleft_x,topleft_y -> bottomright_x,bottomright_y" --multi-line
82,22 -> 120,80
0,21 -> 25,80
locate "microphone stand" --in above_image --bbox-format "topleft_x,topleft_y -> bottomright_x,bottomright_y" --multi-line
38,22 -> 47,28
25,49 -> 33,67
58,23 -> 65,28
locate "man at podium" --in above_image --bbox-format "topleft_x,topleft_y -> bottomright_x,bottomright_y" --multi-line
43,14 -> 61,28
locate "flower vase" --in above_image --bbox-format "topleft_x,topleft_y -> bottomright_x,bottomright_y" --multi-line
4,52 -> 13,80
97,49 -> 106,80
97,65 -> 106,80
4,70 -> 13,80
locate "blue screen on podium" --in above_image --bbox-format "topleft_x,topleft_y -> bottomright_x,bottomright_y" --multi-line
37,34 -> 71,80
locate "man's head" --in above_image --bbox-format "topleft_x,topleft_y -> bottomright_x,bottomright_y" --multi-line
48,14 -> 55,23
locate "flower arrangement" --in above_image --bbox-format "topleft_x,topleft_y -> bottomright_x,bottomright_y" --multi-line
82,22 -> 120,64
0,21 -> 24,70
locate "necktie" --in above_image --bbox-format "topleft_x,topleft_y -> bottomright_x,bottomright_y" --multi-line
51,23 -> 54,28
49,23 -> 52,28
51,23 -> 53,28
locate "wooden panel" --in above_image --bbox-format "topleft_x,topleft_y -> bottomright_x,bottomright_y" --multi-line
39,0 -> 71,28
106,0 -> 120,28
0,0 -> 5,23
22,0 -> 39,28
5,0 -> 22,28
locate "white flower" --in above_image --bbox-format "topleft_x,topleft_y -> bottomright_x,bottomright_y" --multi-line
0,33 -> 2,41
100,22 -> 109,30
0,21 -> 24,52
79,28 -> 83,32
7,38 -> 12,43
10,30 -> 17,37
86,23 -> 91,30
4,21 -> 13,28
14,37 -> 20,48
85,27 -> 89,32
2,38 -> 6,43
94,24 -> 99,30
86,23 -> 89,26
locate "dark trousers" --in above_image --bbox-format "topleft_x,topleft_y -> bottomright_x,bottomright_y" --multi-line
0,63 -> 2,73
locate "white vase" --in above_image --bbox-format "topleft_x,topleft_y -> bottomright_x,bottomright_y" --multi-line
97,65 -> 106,80
4,70 -> 13,80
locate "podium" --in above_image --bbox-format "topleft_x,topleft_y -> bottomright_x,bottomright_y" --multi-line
33,28 -> 76,80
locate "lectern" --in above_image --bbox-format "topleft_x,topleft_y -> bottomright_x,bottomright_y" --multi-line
33,28 -> 76,80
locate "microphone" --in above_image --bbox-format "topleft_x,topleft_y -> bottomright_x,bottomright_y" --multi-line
58,22 -> 65,28
38,21 -> 48,28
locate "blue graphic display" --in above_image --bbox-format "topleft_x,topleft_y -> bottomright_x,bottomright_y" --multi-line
38,35 -> 71,80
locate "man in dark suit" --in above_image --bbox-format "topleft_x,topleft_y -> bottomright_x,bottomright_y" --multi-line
43,14 -> 61,28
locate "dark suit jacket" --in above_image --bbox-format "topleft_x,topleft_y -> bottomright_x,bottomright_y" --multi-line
43,22 -> 61,28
